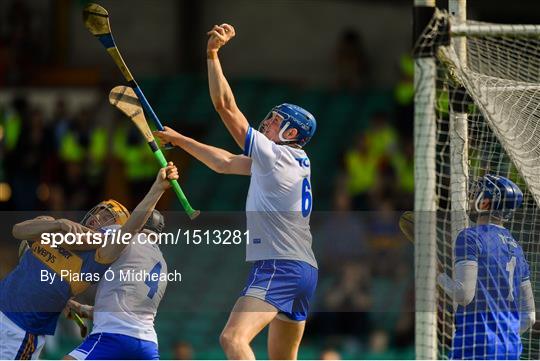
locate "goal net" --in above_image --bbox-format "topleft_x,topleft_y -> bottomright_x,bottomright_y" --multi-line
415,10 -> 540,360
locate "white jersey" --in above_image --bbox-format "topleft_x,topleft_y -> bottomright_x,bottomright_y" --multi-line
243,127 -> 317,268
91,231 -> 167,344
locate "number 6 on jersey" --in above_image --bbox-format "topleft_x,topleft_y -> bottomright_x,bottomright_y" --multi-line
301,178 -> 312,217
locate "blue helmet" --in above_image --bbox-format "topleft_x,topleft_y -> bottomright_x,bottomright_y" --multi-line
261,103 -> 317,147
470,174 -> 523,219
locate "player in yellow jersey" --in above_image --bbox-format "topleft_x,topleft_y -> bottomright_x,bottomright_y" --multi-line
0,163 -> 178,360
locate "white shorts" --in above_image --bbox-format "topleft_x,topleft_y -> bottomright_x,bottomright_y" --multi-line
0,312 -> 46,360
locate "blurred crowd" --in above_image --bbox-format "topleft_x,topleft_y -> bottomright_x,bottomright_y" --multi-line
334,28 -> 414,212
0,95 -> 164,212
0,0 -> 41,86
310,213 -> 414,359
302,28 -> 415,359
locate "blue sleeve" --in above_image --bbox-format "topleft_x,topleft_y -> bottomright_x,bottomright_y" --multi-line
243,126 -> 255,157
455,229 -> 480,263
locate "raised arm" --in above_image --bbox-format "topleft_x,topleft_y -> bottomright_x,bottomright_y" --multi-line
96,163 -> 178,263
206,24 -> 249,148
154,127 -> 251,176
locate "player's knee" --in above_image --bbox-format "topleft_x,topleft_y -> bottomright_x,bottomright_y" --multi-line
220,329 -> 247,351
219,330 -> 234,349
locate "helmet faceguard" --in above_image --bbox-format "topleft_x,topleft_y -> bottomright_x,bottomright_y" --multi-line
81,199 -> 130,231
258,111 -> 283,140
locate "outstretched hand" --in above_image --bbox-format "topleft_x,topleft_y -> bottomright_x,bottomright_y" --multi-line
154,126 -> 181,146
207,23 -> 236,53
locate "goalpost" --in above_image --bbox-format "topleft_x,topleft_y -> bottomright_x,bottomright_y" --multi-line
414,0 -> 540,359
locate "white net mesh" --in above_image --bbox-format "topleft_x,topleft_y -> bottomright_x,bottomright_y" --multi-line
415,11 -> 540,360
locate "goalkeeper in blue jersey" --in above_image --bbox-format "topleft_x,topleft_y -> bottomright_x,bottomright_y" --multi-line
437,175 -> 536,359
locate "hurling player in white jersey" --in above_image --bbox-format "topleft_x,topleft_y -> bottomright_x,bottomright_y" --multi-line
0,163 -> 178,360
65,210 -> 168,360
154,24 -> 317,360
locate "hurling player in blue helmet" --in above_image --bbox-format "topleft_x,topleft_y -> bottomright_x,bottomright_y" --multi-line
258,103 -> 317,147
154,23 -> 317,360
437,174 -> 535,360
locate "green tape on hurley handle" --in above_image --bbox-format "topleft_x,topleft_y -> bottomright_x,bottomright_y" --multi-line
152,147 -> 200,220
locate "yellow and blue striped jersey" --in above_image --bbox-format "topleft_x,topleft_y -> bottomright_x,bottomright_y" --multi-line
0,242 -> 111,335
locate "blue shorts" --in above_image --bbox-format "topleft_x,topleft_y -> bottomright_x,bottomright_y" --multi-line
240,259 -> 318,321
69,333 -> 159,360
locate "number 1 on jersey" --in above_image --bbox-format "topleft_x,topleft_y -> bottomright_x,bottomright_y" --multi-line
506,256 -> 516,302
301,178 -> 312,217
